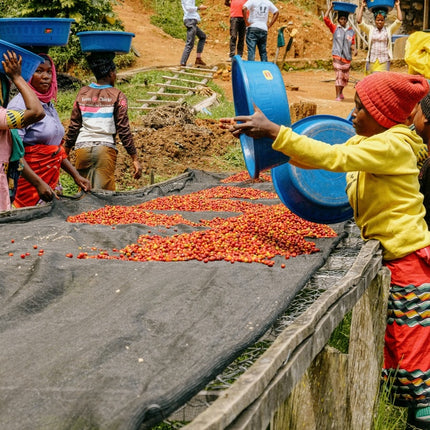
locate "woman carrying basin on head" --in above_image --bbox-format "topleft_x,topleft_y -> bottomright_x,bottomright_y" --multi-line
356,0 -> 402,74
8,53 -> 90,207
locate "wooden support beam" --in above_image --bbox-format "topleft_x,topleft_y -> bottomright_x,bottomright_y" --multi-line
156,83 -> 198,92
135,99 -> 181,104
183,240 -> 384,430
161,75 -> 208,85
176,70 -> 214,78
147,91 -> 189,97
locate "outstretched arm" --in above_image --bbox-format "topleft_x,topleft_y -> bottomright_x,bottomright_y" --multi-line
220,105 -> 281,140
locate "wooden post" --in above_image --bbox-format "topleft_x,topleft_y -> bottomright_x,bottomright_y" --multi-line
348,267 -> 390,429
289,101 -> 317,123
270,267 -> 390,430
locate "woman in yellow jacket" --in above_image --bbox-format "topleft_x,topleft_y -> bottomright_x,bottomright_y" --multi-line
221,71 -> 430,426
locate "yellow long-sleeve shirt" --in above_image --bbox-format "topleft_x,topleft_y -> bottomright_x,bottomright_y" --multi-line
272,124 -> 430,260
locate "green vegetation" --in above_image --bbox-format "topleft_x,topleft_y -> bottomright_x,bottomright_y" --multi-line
328,312 -> 351,353
0,0 -> 133,73
375,377 -> 408,430
144,0 -> 186,40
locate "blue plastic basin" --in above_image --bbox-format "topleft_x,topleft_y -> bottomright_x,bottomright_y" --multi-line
77,31 -> 135,54
0,40 -> 44,82
271,115 -> 355,224
231,55 -> 291,179
367,0 -> 394,10
0,18 -> 75,47
332,2 -> 357,13
392,34 -> 408,43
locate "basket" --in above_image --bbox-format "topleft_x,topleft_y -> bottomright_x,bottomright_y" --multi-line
0,18 -> 75,47
76,31 -> 135,54
0,40 -> 44,82
332,2 -> 358,14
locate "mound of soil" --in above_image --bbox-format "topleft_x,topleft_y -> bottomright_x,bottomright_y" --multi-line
114,104 -> 238,190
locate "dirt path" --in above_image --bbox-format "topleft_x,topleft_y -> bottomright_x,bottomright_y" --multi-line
110,0 -> 408,190
113,0 -> 405,119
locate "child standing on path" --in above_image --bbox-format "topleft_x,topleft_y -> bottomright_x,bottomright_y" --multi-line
225,0 -> 247,61
324,2 -> 357,101
221,71 -> 430,427
242,0 -> 279,62
64,52 -> 142,191
357,0 -> 402,74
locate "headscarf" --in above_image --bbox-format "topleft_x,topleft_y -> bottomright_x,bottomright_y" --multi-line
373,7 -> 388,19
29,54 -> 58,103
86,52 -> 116,80
355,72 -> 429,129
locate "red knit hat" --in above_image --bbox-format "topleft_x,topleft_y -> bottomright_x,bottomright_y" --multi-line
355,72 -> 429,129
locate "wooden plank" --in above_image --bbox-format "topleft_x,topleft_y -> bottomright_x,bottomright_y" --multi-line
176,70 -> 215,79
270,346 -> 349,429
136,72 -> 179,109
183,240 -> 383,430
175,65 -> 218,73
270,268 -> 390,430
147,91 -> 188,97
161,75 -> 209,85
135,99 -> 181,104
348,267 -> 390,429
156,83 -> 199,92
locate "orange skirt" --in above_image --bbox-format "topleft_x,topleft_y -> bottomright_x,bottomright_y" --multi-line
14,145 -> 67,208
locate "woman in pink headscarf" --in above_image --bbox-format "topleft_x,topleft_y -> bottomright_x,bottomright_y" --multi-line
8,54 -> 90,207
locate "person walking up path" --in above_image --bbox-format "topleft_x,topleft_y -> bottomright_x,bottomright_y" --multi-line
324,2 -> 357,101
357,0 -> 402,74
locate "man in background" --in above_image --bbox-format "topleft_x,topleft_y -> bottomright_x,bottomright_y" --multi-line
242,0 -> 279,61
225,0 -> 247,61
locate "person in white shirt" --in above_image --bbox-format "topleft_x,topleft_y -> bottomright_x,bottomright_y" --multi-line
180,0 -> 208,66
242,0 -> 279,61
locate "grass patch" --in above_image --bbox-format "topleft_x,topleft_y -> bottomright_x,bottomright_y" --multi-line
374,375 -> 407,430
328,311 -> 351,354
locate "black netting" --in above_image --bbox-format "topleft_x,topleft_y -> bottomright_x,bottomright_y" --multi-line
0,170 -> 347,430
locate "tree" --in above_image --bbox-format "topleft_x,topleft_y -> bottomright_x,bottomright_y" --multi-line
0,0 -> 132,72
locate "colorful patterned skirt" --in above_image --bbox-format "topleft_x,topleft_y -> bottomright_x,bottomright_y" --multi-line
383,247 -> 430,408
333,58 -> 351,88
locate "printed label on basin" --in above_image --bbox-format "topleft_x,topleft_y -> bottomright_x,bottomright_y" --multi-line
262,70 -> 273,80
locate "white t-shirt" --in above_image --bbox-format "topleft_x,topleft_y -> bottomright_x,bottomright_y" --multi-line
243,0 -> 278,31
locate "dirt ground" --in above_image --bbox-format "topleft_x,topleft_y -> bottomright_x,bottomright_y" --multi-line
109,0 -> 408,189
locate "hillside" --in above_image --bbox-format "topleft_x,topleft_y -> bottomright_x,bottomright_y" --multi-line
114,0 -> 334,68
